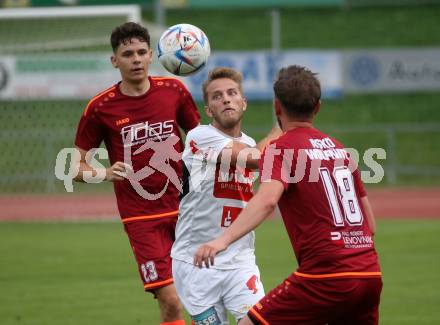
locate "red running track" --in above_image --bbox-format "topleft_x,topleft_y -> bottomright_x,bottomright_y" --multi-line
0,188 -> 439,221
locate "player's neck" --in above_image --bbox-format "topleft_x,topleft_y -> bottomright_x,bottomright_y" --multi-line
119,78 -> 150,97
212,122 -> 241,138
282,120 -> 313,132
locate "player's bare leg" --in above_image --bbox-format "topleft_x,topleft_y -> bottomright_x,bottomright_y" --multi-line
238,316 -> 253,325
155,284 -> 185,323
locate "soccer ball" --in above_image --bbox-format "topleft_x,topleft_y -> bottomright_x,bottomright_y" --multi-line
157,23 -> 210,76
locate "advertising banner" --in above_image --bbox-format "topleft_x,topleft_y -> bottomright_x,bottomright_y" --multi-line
343,48 -> 440,93
0,50 -> 343,100
185,50 -> 342,100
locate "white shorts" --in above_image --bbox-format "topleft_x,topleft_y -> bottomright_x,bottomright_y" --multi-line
172,259 -> 265,324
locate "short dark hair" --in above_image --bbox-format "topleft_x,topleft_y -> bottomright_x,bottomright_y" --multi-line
273,65 -> 321,119
202,67 -> 244,104
110,22 -> 151,52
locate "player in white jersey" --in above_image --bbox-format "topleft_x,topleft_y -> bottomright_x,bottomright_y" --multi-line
171,67 -> 281,325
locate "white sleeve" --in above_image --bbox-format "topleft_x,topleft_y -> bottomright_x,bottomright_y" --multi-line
186,126 -> 231,163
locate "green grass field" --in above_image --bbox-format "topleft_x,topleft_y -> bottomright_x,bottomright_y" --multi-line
1,219 -> 439,324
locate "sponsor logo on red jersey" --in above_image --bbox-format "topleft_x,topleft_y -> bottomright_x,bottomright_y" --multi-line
120,120 -> 174,147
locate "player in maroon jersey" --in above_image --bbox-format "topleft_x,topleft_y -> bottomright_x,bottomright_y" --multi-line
74,22 -> 200,325
194,65 -> 382,325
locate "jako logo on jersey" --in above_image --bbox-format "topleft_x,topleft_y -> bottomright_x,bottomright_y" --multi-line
116,117 -> 130,126
120,120 -> 174,147
246,275 -> 259,294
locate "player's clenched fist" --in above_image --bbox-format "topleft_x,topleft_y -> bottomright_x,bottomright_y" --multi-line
106,161 -> 132,182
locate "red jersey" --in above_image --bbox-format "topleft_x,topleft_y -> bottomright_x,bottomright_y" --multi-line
75,76 -> 200,223
260,127 -> 381,279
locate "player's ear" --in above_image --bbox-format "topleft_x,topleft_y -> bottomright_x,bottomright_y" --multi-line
147,49 -> 153,64
111,55 -> 118,68
274,98 -> 282,117
205,105 -> 213,118
313,100 -> 321,116
242,97 -> 247,111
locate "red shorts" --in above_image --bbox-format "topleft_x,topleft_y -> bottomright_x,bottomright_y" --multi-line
124,217 -> 177,293
248,274 -> 382,325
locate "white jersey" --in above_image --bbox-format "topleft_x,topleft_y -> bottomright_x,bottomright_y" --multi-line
171,124 -> 257,269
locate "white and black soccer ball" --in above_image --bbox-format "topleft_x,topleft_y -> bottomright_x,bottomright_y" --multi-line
157,23 -> 210,76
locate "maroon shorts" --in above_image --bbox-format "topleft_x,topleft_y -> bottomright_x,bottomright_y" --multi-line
124,217 -> 177,293
248,274 -> 382,325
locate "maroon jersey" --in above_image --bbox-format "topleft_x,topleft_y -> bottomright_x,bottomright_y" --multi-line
260,127 -> 381,279
75,76 -> 200,223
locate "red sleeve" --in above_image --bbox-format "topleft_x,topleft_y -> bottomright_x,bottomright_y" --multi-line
259,142 -> 290,190
176,81 -> 200,132
353,168 -> 367,198
74,106 -> 104,151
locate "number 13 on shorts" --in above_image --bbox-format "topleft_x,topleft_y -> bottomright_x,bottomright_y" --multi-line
141,261 -> 158,283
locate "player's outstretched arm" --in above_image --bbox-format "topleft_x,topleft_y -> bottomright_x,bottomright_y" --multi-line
193,180 -> 284,268
361,196 -> 376,235
218,125 -> 283,170
73,147 -> 128,183
219,141 -> 260,169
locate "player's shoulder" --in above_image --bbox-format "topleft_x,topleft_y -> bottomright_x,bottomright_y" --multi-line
186,125 -> 234,148
239,131 -> 256,147
151,75 -> 188,90
274,127 -> 319,147
186,124 -> 212,139
151,75 -> 181,83
82,84 -> 117,117
270,131 -> 292,149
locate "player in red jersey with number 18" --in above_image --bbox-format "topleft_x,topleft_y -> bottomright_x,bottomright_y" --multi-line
194,65 -> 382,325
74,22 -> 200,325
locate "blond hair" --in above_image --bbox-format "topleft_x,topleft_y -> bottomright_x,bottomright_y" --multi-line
202,67 -> 243,104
